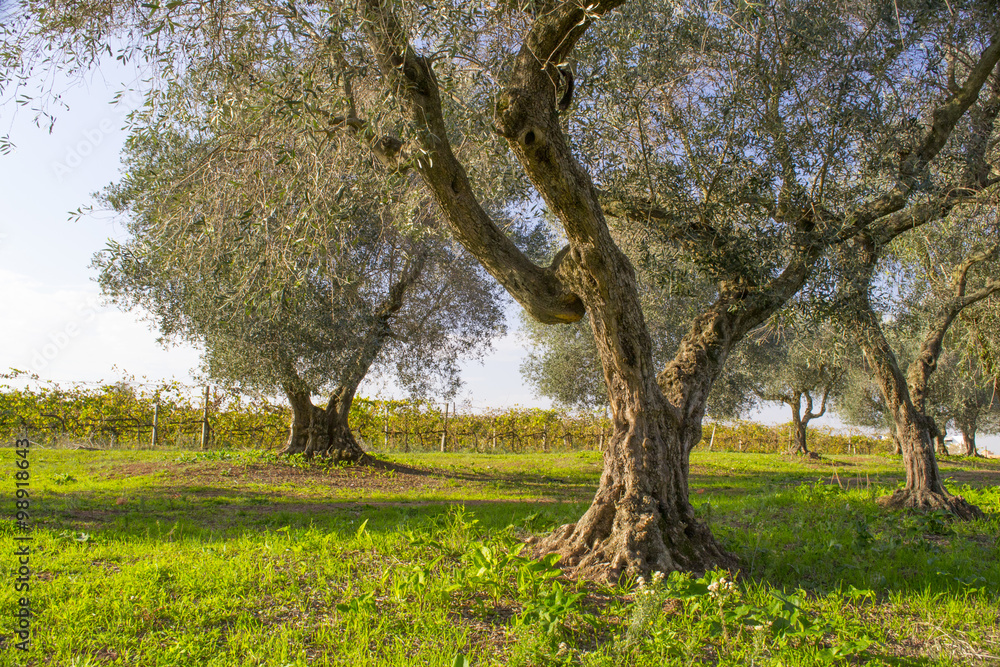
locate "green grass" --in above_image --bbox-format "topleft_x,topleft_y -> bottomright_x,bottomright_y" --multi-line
2,448 -> 999,665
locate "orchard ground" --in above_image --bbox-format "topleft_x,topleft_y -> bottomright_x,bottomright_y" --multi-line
1,446 -> 999,666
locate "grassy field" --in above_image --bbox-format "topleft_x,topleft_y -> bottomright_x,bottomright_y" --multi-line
1,447 -> 999,666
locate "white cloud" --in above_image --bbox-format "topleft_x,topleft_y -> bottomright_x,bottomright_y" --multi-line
0,269 -> 201,384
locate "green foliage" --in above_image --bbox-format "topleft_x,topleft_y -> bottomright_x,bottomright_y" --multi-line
519,581 -> 590,636
0,372 -> 287,449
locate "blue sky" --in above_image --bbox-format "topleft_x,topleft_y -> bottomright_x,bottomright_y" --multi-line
1,66 -> 994,453
0,65 -> 555,407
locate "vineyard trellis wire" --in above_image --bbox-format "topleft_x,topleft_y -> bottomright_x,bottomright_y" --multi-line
0,371 -> 890,455
0,371 -> 288,450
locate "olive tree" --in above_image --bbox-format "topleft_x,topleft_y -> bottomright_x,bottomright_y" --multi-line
735,325 -> 846,456
833,195 -> 1000,515
94,62 -> 508,462
6,0 -> 999,577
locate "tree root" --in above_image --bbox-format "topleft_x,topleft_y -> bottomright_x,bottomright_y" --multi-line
877,489 -> 984,521
278,441 -> 372,465
536,499 -> 738,582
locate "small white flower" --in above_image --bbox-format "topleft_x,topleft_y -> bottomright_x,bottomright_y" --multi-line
652,571 -> 665,585
635,576 -> 646,589
556,642 -> 569,657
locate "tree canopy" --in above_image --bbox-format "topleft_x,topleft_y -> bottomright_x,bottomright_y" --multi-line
93,56 -> 509,459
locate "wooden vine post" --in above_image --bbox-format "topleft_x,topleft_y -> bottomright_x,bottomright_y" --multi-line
151,401 -> 160,448
384,402 -> 390,449
440,402 -> 450,452
200,386 -> 211,450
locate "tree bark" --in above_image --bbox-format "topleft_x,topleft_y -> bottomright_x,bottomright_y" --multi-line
283,385 -> 318,454
785,393 -> 809,455
280,384 -> 369,462
891,424 -> 904,455
791,420 -> 809,455
934,424 -> 949,456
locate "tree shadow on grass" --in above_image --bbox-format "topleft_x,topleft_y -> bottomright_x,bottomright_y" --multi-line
28,481 -> 591,543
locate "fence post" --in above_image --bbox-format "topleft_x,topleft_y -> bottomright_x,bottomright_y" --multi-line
491,419 -> 497,450
708,424 -> 716,451
200,386 -> 211,450
440,402 -> 449,452
403,412 -> 409,452
151,401 -> 160,448
384,402 -> 390,450
543,422 -> 549,452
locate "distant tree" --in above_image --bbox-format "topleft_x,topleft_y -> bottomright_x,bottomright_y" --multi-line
94,63 -> 508,462
834,297 -> 1000,461
833,200 -> 1000,515
735,325 -> 846,456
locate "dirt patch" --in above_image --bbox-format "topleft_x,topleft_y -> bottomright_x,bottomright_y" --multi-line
101,459 -> 448,497
937,468 -> 1000,485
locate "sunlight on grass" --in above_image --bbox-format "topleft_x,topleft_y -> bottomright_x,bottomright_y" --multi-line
1,449 -> 998,665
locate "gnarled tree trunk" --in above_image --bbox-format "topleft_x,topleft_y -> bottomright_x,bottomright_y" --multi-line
280,384 -> 369,462
537,278 -> 739,579
787,393 -> 809,455
890,424 -> 904,455
855,336 -> 981,517
932,420 -> 949,456
858,330 -> 971,515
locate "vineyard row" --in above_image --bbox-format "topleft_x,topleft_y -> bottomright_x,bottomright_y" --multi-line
0,381 -> 891,455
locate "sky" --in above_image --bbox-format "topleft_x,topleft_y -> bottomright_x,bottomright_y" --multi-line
1,65 -> 995,453
0,65 -> 559,408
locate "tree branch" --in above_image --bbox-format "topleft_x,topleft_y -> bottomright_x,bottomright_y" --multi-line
869,184 -> 1000,246
839,26 -> 1000,241
326,247 -> 428,414
907,246 -> 1000,413
805,385 -> 830,421
598,191 -> 728,261
355,0 -> 585,324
